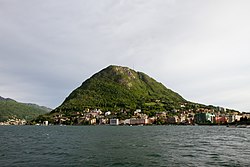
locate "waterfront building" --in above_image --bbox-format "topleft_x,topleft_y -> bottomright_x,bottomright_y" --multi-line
215,116 -> 227,124
99,118 -> 107,125
166,116 -> 177,124
235,115 -> 243,121
180,114 -> 186,123
110,119 -> 119,125
207,113 -> 216,123
130,118 -> 149,125
90,118 -> 96,125
194,113 -> 215,124
228,115 -> 236,123
124,119 -> 130,125
43,121 -> 49,126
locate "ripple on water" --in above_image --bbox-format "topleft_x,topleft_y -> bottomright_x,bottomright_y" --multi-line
147,153 -> 162,158
1,126 -> 250,167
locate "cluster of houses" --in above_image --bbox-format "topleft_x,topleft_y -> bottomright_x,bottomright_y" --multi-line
194,112 -> 248,124
52,109 -> 154,125
193,107 -> 250,124
0,118 -> 27,125
50,107 -> 250,126
1,106 -> 249,126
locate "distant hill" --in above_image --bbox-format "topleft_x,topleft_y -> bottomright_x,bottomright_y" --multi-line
53,65 -> 187,114
0,96 -> 51,122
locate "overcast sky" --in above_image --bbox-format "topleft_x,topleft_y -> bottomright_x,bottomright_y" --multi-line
1,0 -> 250,112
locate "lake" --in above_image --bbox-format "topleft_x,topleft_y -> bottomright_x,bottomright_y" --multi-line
0,125 -> 250,167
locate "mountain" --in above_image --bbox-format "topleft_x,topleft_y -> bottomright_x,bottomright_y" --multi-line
53,65 -> 187,114
0,96 -> 51,122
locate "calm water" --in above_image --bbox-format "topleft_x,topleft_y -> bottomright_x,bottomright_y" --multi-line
0,125 -> 250,167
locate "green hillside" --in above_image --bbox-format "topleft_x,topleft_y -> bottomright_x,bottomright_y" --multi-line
0,97 -> 51,122
53,65 -> 187,113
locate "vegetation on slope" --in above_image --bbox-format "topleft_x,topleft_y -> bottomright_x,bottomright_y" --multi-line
0,96 -> 51,122
53,65 -> 187,114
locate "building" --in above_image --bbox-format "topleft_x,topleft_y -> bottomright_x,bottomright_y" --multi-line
156,112 -> 166,118
43,121 -> 49,126
90,118 -> 96,125
207,113 -> 216,123
194,113 -> 215,124
215,116 -> 227,124
99,118 -> 107,125
105,111 -> 111,116
124,119 -> 130,125
235,115 -> 243,121
130,118 -> 149,125
110,119 -> 119,125
134,109 -> 141,115
180,114 -> 186,123
166,117 -> 178,124
228,115 -> 236,123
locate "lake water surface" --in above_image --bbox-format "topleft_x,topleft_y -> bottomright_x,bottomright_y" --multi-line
0,125 -> 250,167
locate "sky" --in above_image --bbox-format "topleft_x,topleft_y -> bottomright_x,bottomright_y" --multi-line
0,0 -> 250,112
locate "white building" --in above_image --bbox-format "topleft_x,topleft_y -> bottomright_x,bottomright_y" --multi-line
110,119 -> 119,125
43,121 -> 49,126
105,111 -> 111,116
134,109 -> 141,115
235,115 -> 242,121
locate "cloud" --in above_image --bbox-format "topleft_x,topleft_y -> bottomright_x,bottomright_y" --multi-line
0,0 -> 250,111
